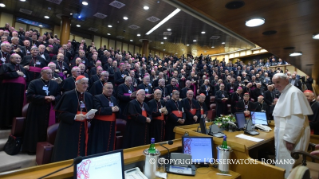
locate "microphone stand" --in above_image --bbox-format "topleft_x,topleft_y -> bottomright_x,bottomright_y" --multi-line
159,143 -> 171,161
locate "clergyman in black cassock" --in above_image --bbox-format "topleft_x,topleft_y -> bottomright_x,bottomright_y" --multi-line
89,71 -> 109,96
21,47 -> 48,83
181,90 -> 200,125
197,94 -> 208,117
117,76 -> 135,119
51,76 -> 95,162
137,76 -> 153,102
148,90 -> 167,142
165,90 -> 185,140
215,84 -> 229,117
60,67 -> 80,93
22,68 -> 61,154
0,54 -> 27,129
236,93 -> 257,117
88,82 -> 120,155
304,90 -> 319,135
123,90 -> 152,148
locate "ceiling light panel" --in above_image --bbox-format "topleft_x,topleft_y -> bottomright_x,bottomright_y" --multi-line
93,12 -> 107,19
109,0 -> 126,9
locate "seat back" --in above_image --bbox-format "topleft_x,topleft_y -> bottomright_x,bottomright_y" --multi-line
116,119 -> 127,136
21,103 -> 29,117
47,123 -> 59,145
11,117 -> 26,137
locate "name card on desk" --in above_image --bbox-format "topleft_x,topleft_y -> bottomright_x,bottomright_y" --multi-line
235,134 -> 264,142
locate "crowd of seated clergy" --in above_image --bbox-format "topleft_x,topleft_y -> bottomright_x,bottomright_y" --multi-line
0,23 -> 318,163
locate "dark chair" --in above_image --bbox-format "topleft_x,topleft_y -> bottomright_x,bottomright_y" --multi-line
210,96 -> 215,103
115,119 -> 126,149
210,104 -> 216,120
36,123 -> 59,165
11,103 -> 29,137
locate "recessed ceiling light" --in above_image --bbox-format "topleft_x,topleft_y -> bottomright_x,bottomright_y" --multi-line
201,31 -> 205,34
222,42 -> 225,44
193,40 -> 196,42
76,24 -> 81,27
0,3 -> 5,7
137,34 -> 141,36
245,18 -> 265,27
167,28 -> 171,31
108,25 -> 112,28
313,34 -> 319,39
143,6 -> 149,10
130,39 -> 133,42
20,0 -> 26,2
289,52 -> 302,57
39,25 -> 43,27
163,49 -> 165,51
186,44 -> 189,46
70,13 -> 73,15
163,37 -> 167,39
161,42 -> 164,44
82,1 -> 88,6
107,33 -> 111,35
211,46 -> 215,48
44,16 -> 49,19
123,16 -> 128,20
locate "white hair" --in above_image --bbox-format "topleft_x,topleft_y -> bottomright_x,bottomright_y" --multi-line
136,89 -> 145,95
273,73 -> 288,80
75,77 -> 88,84
101,71 -> 109,76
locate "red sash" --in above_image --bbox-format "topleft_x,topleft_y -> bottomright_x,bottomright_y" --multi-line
76,111 -> 88,156
95,113 -> 116,122
190,109 -> 196,115
29,66 -> 42,73
154,113 -> 164,120
142,110 -> 147,117
201,109 -> 204,115
172,110 -> 182,118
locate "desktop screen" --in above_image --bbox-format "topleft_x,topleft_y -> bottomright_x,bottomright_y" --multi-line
182,137 -> 213,164
251,112 -> 268,125
235,112 -> 246,129
74,150 -> 124,179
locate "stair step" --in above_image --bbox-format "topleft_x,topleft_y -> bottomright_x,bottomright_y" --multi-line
0,138 -> 7,151
0,130 -> 11,140
0,152 -> 36,173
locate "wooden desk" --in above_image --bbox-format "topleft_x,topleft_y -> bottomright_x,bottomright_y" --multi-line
0,140 -> 183,179
174,122 -> 285,179
165,167 -> 240,179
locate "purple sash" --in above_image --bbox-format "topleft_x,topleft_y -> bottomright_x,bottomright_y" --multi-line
58,72 -> 66,80
229,89 -> 234,94
48,104 -> 56,127
29,66 -> 41,73
251,87 -> 256,90
192,84 -> 197,97
124,93 -> 131,96
2,76 -> 26,85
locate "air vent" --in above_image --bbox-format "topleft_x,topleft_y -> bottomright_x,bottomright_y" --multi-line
19,8 -> 32,15
210,36 -> 220,39
109,1 -> 126,9
147,16 -> 160,22
93,12 -> 107,19
46,0 -> 63,5
163,32 -> 172,35
88,28 -> 98,32
128,24 -> 140,30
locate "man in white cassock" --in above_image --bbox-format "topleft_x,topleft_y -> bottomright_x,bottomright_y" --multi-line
272,73 -> 313,178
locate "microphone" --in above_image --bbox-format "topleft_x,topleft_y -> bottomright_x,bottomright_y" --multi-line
38,156 -> 83,179
159,140 -> 174,161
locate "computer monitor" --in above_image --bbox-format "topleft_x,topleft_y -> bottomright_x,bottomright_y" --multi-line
251,111 -> 268,125
74,150 -> 125,179
182,136 -> 213,164
199,117 -> 207,134
235,112 -> 246,129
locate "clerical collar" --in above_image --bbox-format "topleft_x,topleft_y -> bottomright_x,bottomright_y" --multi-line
41,78 -> 50,84
76,90 -> 84,95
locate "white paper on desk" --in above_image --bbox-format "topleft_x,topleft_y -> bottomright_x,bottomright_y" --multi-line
235,134 -> 264,142
86,109 -> 97,118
